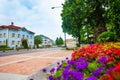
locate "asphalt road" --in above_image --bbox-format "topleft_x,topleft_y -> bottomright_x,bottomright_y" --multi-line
0,47 -> 62,57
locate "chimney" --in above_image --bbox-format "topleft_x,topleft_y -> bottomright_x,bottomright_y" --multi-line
11,22 -> 14,25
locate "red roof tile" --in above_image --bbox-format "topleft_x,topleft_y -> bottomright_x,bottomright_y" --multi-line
0,23 -> 35,34
0,25 -> 21,30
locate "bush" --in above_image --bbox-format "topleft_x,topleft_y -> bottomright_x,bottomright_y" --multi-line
97,32 -> 117,43
0,45 -> 7,48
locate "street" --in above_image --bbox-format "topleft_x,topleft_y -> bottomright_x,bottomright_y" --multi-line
0,47 -> 63,57
0,47 -> 72,80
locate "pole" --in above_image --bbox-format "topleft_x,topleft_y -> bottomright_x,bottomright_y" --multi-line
64,32 -> 66,47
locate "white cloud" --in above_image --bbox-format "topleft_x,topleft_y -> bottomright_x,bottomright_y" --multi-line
0,0 -> 72,40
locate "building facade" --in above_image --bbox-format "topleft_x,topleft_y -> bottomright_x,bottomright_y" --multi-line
39,35 -> 53,47
66,38 -> 76,48
0,22 -> 35,48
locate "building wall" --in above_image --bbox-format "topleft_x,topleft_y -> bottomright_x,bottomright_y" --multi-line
0,29 -> 34,48
0,29 -> 7,46
41,36 -> 53,47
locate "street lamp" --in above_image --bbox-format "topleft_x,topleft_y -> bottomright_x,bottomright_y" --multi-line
51,6 -> 61,9
84,18 -> 89,44
51,6 -> 67,48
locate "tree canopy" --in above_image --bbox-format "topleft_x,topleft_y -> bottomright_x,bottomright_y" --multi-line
34,35 -> 42,48
55,37 -> 64,46
61,0 -> 120,45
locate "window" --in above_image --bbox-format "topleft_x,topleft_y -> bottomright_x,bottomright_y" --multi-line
0,41 -> 2,43
12,33 -> 15,37
18,34 -> 20,38
12,40 -> 15,45
23,35 -> 25,39
3,33 -> 6,37
3,40 -> 5,44
0,34 -> 2,38
30,36 -> 32,39
18,41 -> 20,45
27,35 -> 29,39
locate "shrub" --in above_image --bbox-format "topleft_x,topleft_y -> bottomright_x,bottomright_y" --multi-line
0,45 -> 7,48
97,32 -> 117,43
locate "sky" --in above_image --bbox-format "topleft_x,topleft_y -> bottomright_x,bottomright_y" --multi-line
0,0 -> 72,41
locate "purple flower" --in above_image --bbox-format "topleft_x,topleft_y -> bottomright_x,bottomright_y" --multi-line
66,57 -> 69,60
62,69 -> 71,80
86,76 -> 97,80
64,65 -> 71,70
67,60 -> 70,64
69,60 -> 75,65
29,78 -> 34,80
106,67 -> 114,74
101,56 -> 107,63
61,60 -> 65,63
88,58 -> 94,62
42,68 -> 47,73
57,65 -> 62,71
97,56 -> 107,64
48,75 -> 55,80
93,67 -> 104,77
57,62 -> 60,65
70,70 -> 84,80
50,68 -> 55,74
75,58 -> 88,71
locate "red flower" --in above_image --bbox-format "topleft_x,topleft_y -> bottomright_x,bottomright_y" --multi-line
107,57 -> 114,63
114,49 -> 120,56
105,49 -> 112,55
114,62 -> 120,72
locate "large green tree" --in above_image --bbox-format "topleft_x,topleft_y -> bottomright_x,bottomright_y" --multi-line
61,0 -> 85,46
106,0 -> 120,39
61,0 -> 120,44
34,35 -> 42,48
55,37 -> 64,46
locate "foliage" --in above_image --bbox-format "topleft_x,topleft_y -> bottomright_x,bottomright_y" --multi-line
61,0 -> 120,43
61,0 -> 85,45
0,45 -> 7,48
34,35 -> 42,48
55,37 -> 64,46
43,42 -> 120,80
106,0 -> 120,38
97,32 -> 117,43
22,39 -> 28,49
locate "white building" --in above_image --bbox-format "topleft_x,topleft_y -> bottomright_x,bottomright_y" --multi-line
0,22 -> 35,48
39,35 -> 53,47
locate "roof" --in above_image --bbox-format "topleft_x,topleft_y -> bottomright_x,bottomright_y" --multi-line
0,22 -> 35,34
0,25 -> 21,30
39,34 -> 54,42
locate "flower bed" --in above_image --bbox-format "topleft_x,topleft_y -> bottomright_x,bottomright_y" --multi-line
45,42 -> 120,80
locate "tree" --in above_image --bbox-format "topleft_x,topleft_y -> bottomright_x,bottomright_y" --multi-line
55,37 -> 64,46
106,0 -> 120,39
34,35 -> 42,48
61,0 -> 85,46
61,0 -> 120,44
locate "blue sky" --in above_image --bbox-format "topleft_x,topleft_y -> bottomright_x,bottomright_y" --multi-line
0,0 -> 72,41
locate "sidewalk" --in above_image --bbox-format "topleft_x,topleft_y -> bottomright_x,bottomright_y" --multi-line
0,49 -> 72,80
0,73 -> 28,80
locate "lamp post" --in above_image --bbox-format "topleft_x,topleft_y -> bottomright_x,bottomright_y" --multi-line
84,18 -> 89,44
51,6 -> 67,48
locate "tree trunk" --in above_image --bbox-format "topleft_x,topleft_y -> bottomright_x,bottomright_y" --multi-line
77,33 -> 81,47
93,1 -> 107,41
